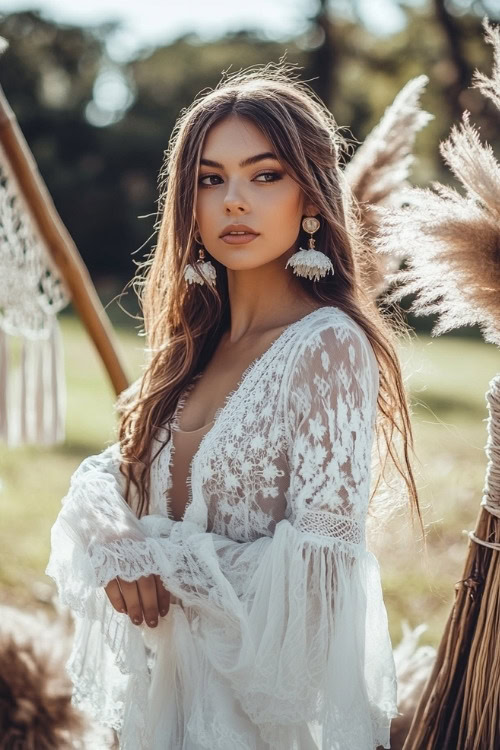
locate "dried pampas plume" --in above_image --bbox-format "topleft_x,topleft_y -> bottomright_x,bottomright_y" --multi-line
0,604 -> 115,748
376,19 -> 500,347
474,19 -> 500,109
345,75 -> 432,296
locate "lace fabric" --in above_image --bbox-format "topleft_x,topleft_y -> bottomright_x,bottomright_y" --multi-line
46,306 -> 398,749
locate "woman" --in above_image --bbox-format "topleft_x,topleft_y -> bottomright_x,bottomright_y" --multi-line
47,65 -> 421,749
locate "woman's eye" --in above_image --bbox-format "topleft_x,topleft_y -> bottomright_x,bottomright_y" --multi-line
199,174 -> 223,186
254,171 -> 282,183
199,171 -> 283,186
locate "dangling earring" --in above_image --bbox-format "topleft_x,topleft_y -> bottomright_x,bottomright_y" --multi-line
184,233 -> 217,287
285,216 -> 334,281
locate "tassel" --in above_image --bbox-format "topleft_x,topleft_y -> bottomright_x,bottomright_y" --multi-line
184,261 -> 217,287
17,325 -> 65,446
34,336 -> 46,445
46,319 -> 65,444
285,248 -> 335,282
0,328 -> 8,441
19,337 -> 29,445
19,336 -> 40,445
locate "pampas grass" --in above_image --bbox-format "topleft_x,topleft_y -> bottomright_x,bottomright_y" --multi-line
474,19 -> 500,110
0,604 -> 115,749
376,20 -> 500,346
345,75 -> 432,295
375,18 -> 500,750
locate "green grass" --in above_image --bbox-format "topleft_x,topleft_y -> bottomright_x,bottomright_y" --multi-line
0,316 -> 145,601
0,317 -> 498,651
376,333 -> 499,647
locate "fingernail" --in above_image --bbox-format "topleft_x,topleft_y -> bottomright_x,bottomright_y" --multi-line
119,608 -> 126,613
160,609 -> 168,617
133,617 -> 141,625
148,619 -> 158,628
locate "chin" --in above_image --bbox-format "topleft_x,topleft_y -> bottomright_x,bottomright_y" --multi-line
216,249 -> 287,272
223,260 -> 276,273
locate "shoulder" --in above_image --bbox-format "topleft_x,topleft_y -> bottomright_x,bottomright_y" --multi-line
292,305 -> 375,366
285,305 -> 379,399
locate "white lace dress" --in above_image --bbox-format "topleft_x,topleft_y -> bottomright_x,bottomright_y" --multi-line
46,306 -> 399,750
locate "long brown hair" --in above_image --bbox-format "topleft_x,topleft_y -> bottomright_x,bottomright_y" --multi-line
118,63 -> 422,529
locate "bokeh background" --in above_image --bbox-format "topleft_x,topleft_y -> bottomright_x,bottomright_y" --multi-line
0,0 -> 499,649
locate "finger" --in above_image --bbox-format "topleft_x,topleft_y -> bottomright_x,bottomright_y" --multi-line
154,575 -> 171,617
104,578 -> 127,614
117,578 -> 143,625
137,575 -> 160,628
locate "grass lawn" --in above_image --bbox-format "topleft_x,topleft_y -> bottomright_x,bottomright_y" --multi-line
376,332 -> 499,646
0,315 -> 498,651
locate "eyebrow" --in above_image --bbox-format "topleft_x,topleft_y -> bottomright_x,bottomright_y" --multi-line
199,152 -> 280,169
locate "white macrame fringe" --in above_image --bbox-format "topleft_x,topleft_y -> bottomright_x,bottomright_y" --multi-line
4,320 -> 65,446
0,139 -> 69,446
285,248 -> 335,282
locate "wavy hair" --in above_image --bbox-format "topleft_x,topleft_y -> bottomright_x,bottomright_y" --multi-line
118,63 -> 422,530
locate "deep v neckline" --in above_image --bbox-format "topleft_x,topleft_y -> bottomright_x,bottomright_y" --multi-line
168,306 -> 330,521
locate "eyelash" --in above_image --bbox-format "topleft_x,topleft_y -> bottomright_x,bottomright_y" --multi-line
198,171 -> 283,187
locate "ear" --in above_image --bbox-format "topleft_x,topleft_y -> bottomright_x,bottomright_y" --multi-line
303,202 -> 320,217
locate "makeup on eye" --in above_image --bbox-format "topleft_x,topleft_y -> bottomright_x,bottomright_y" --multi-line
198,170 -> 284,187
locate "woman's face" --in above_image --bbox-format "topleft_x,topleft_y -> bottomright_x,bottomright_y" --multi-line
195,114 -> 315,271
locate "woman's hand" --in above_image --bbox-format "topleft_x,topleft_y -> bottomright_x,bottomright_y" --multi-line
104,574 -> 171,628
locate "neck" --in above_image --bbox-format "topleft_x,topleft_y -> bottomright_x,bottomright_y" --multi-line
224,254 -> 317,343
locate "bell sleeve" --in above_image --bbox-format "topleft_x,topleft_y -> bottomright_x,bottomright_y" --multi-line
45,442 -> 162,737
46,321 -> 398,749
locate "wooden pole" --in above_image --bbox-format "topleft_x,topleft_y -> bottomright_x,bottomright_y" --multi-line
0,85 -> 129,396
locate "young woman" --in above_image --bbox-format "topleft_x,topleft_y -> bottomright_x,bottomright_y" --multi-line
47,65 -> 421,749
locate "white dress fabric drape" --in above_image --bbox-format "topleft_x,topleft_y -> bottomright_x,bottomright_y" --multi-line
46,306 -> 399,749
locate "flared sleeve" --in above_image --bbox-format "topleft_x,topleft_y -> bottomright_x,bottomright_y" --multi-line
46,320 -> 398,749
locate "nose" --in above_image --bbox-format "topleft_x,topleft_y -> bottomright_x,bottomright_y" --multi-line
224,200 -> 246,214
223,181 -> 249,214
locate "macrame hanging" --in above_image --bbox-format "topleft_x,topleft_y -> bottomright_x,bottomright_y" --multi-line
0,139 -> 69,445
0,43 -> 128,447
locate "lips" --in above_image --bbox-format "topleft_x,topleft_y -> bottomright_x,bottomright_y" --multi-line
219,224 -> 259,238
221,232 -> 259,245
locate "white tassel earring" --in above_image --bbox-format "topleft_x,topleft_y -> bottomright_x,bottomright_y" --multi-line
286,216 -> 334,281
184,232 -> 217,288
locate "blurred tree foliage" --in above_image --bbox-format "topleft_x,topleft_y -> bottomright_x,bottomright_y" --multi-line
0,1 -> 498,295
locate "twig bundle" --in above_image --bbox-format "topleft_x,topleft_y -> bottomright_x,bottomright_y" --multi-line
458,376 -> 500,748
403,376 -> 500,749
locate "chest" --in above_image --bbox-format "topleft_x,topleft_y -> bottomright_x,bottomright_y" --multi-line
178,326 -> 289,431
150,341 -> 294,539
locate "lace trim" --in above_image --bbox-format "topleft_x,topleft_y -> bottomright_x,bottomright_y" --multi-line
293,509 -> 364,546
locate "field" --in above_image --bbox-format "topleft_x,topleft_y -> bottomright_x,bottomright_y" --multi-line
0,315 -> 498,650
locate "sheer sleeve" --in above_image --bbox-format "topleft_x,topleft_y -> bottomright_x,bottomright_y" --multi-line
46,320 -> 398,749
45,443 -> 163,736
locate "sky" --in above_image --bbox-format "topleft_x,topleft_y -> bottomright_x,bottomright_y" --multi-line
0,0 -> 417,61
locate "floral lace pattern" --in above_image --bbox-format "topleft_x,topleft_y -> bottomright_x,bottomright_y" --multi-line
152,307 -> 377,540
46,306 -> 398,749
